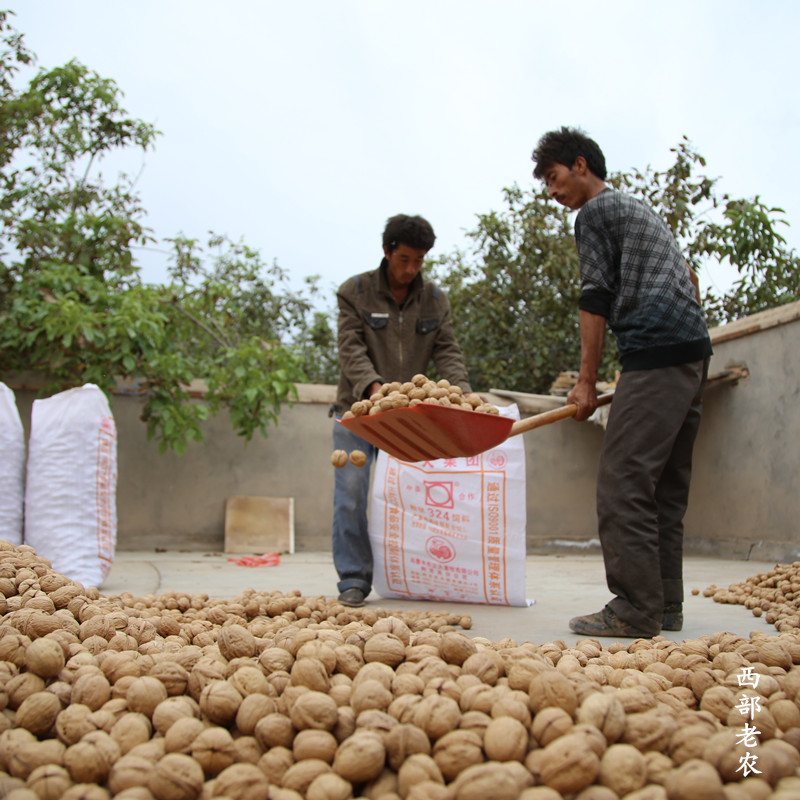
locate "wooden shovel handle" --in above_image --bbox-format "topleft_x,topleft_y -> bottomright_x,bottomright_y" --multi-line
508,392 -> 614,438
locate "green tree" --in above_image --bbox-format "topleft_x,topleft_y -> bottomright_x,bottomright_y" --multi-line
433,138 -> 800,394
430,185 -> 618,393
0,12 -> 332,454
613,137 -> 800,324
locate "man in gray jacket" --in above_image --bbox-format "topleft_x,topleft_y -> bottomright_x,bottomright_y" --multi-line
331,214 -> 472,607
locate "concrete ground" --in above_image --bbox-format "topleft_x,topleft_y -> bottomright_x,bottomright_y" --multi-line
101,551 -> 780,646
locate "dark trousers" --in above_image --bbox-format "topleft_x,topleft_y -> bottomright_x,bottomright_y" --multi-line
598,359 -> 708,634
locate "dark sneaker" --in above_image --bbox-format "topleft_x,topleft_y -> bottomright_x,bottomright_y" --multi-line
338,588 -> 366,608
569,606 -> 659,638
662,603 -> 683,631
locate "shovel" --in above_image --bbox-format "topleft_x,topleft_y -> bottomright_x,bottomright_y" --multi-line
339,392 -> 614,462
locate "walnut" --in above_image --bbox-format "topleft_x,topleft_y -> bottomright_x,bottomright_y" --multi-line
198,679 -> 242,726
598,743 -> 648,796
329,683 -> 352,707
151,695 -> 200,736
483,716 -> 528,762
397,753 -> 445,798
288,689 -> 338,731
384,723 -> 431,772
297,640 -> 338,673
292,729 -> 338,763
363,632 -> 406,668
356,708 -> 399,741
259,646 -> 295,674
622,709 -> 678,753
571,722 -> 609,760
770,697 -> 800,730
255,745 -> 294,786
25,637 -> 66,679
349,450 -> 368,467
351,679 -> 393,715
234,693 -> 277,736
107,754 -> 155,796
528,670 -> 578,717
573,786 -> 625,800
332,731 -> 386,783
281,758 -> 332,795
615,685 -> 658,714
431,729 -> 483,780
3,729 -> 64,781
461,650 -> 504,685
539,732 -> 600,795
456,709 -> 491,741
752,738 -> 799,786
69,672 -> 111,712
490,693 -> 531,727
450,761 -> 525,800
190,725 -> 236,777
148,752 -> 204,800
350,401 -> 368,417
412,694 -> 461,740
63,730 -> 120,785
216,624 -> 256,661
439,632 -> 478,666
25,763 -> 73,800
6,672 -> 45,709
147,661 -> 189,696
393,672 -> 425,697
162,717 -> 205,755
664,758 -> 725,800
306,772 -> 353,800
669,723 -> 716,765
331,450 -> 348,468
372,615 -> 412,645
253,711 -> 296,749
353,660 -> 398,691
0,632 -> 31,667
755,639 -> 792,670
15,691 -> 61,737
126,676 -> 169,719
577,692 -> 626,743
290,657 -> 330,693
55,703 -> 95,745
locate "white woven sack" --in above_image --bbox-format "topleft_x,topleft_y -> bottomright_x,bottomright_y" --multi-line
24,384 -> 117,586
369,403 -> 529,606
0,382 -> 25,545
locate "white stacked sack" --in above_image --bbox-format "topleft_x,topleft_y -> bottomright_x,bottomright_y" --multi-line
0,382 -> 25,545
24,384 -> 117,586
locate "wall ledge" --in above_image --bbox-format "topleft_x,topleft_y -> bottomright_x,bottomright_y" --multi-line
710,299 -> 800,345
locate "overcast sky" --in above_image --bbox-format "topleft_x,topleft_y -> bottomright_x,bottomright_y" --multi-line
11,1 -> 800,302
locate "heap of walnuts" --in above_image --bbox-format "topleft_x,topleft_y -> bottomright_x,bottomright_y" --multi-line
3,540 -> 800,799
342,375 -> 499,420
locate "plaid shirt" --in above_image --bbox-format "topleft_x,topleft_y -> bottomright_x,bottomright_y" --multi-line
575,188 -> 712,370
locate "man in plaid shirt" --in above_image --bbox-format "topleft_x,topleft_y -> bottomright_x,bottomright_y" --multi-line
532,127 -> 713,638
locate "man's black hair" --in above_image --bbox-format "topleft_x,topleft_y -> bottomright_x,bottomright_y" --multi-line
531,126 -> 607,181
382,214 -> 436,254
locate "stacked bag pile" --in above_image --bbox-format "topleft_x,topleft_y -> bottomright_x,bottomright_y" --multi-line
0,382 -> 117,588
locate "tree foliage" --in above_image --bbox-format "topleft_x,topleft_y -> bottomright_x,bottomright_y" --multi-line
432,137 -> 800,394
0,12 -> 337,454
613,138 -> 800,324
430,186 -> 610,393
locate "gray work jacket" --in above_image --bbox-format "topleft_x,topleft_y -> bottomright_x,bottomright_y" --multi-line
335,261 -> 471,408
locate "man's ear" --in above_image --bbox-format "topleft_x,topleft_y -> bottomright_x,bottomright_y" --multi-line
572,155 -> 588,174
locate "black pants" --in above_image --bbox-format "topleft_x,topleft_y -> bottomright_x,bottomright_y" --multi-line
598,359 -> 708,634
